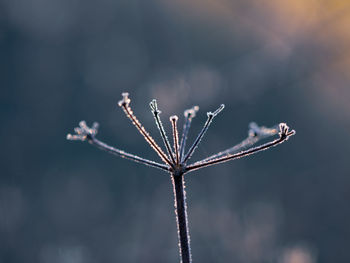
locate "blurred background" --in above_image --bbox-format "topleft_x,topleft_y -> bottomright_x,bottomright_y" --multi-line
1,0 -> 350,262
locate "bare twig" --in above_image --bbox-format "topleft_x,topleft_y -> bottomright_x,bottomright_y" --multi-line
118,93 -> 172,166
179,106 -> 199,162
171,115 -> 180,165
150,99 -> 176,164
186,123 -> 295,172
67,121 -> 169,171
200,122 -> 278,163
182,104 -> 225,164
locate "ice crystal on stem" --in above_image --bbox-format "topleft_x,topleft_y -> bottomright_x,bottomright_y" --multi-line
67,93 -> 295,263
67,121 -> 99,141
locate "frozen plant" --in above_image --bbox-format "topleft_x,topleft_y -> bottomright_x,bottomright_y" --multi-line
67,92 -> 295,263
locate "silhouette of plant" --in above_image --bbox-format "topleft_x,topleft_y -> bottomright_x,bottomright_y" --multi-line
67,92 -> 295,263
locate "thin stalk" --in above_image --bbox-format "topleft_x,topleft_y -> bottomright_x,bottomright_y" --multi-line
199,124 -> 278,162
118,93 -> 172,166
179,117 -> 191,162
66,120 -> 169,171
183,104 -> 225,164
179,106 -> 199,162
172,173 -> 192,263
88,136 -> 169,171
186,128 -> 295,172
171,116 -> 180,165
150,100 -> 176,164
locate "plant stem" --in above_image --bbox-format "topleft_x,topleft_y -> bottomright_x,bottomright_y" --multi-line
171,172 -> 192,263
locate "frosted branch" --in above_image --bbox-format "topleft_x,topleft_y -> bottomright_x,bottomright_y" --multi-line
67,121 -> 169,171
182,104 -> 225,164
200,122 -> 279,163
179,106 -> 199,162
150,99 -> 176,164
186,123 -> 295,173
118,92 -> 172,166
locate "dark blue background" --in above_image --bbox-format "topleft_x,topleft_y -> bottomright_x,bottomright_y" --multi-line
1,1 -> 349,262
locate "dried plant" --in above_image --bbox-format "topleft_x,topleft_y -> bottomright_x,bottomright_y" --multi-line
67,92 -> 295,263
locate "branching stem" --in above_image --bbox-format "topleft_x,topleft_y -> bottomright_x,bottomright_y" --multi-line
118,93 -> 172,166
171,116 -> 180,165
200,122 -> 278,162
88,136 -> 169,171
183,104 -> 224,164
186,128 -> 295,172
179,106 -> 199,162
67,93 -> 296,263
150,100 -> 176,164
